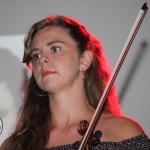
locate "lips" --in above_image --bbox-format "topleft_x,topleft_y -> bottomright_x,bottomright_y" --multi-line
42,70 -> 56,77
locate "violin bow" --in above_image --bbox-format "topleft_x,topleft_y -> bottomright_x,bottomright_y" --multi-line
79,2 -> 148,150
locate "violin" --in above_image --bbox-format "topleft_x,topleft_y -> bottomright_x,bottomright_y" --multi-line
73,2 -> 148,150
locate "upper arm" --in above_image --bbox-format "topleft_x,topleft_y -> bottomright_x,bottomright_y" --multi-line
102,114 -> 145,142
118,117 -> 145,139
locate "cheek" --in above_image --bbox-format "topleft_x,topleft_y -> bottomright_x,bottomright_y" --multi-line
61,54 -> 80,74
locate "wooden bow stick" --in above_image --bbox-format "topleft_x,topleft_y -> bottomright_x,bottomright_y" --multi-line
75,3 -> 148,150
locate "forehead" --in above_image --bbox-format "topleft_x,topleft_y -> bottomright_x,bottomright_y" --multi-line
31,26 -> 75,48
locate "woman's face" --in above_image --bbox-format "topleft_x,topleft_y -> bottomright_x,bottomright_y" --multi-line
30,26 -> 82,94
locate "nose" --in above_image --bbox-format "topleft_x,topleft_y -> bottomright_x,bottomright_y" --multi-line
38,55 -> 49,67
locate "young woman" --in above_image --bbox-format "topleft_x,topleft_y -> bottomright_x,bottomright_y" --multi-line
0,15 -> 150,150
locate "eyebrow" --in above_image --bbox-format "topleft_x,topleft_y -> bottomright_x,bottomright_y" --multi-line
30,48 -> 40,55
30,40 -> 66,54
46,40 -> 66,46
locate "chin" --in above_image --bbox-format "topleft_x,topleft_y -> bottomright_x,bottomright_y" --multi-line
43,84 -> 58,94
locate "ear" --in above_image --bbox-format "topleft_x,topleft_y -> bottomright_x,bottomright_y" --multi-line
79,50 -> 93,71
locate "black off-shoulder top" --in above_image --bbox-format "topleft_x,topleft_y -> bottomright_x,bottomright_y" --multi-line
45,135 -> 150,150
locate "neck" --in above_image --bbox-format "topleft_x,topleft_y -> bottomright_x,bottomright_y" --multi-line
49,86 -> 95,130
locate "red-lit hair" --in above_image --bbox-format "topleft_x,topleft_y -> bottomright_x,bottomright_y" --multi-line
1,15 -> 120,150
23,15 -> 120,114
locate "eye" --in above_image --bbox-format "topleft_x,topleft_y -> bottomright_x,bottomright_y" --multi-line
51,46 -> 60,53
31,54 -> 41,60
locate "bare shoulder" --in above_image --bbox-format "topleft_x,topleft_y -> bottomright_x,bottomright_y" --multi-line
98,112 -> 145,142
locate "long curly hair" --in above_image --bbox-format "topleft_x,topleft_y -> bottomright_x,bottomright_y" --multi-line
0,15 -> 120,150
